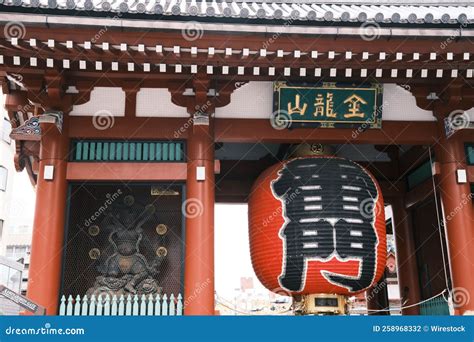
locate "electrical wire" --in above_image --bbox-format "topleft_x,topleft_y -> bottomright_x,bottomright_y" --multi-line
428,146 -> 451,291
217,289 -> 449,315
363,148 -> 452,314
365,289 -> 448,313
215,294 -> 292,315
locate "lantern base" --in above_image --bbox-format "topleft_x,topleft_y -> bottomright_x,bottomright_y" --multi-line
296,294 -> 347,315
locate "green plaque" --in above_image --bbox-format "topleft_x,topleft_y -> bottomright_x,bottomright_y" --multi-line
272,82 -> 383,129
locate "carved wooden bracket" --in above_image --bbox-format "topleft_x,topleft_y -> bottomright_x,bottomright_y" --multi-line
44,70 -> 66,108
73,80 -> 95,106
122,81 -> 141,118
168,77 -> 244,114
4,70 -> 77,185
10,116 -> 41,141
408,79 -> 474,115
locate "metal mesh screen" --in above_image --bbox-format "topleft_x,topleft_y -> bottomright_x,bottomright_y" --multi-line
61,183 -> 184,298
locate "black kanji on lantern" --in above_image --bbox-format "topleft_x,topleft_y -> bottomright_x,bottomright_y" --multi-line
271,157 -> 379,292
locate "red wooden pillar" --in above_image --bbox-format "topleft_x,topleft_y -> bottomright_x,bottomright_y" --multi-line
434,112 -> 474,315
366,271 -> 390,315
27,117 -> 69,315
183,117 -> 215,315
391,198 -> 421,315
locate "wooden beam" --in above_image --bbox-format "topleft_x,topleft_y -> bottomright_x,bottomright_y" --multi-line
378,180 -> 406,199
68,117 -> 438,145
66,162 -> 187,181
405,179 -> 435,209
399,145 -> 430,176
214,119 -> 438,145
216,179 -> 253,203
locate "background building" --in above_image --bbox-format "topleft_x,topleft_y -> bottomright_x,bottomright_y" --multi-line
0,89 -> 15,256
0,90 -> 35,296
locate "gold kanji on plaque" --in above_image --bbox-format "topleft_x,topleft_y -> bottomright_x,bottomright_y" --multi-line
343,94 -> 367,118
314,92 -> 337,118
326,92 -> 337,118
287,94 -> 308,116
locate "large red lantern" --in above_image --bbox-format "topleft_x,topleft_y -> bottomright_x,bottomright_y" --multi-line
249,156 -> 386,296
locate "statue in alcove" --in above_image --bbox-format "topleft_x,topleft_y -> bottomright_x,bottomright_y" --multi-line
86,194 -> 166,297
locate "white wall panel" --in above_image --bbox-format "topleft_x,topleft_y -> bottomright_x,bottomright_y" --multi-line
215,82 -> 273,118
136,88 -> 188,117
70,87 -> 125,117
382,84 -> 434,121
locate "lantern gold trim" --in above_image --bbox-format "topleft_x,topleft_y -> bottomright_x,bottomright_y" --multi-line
298,294 -> 347,315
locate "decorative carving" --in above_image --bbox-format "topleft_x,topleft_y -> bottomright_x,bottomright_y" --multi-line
150,186 -> 180,196
9,116 -> 41,141
39,110 -> 63,133
156,247 -> 168,257
86,195 -> 166,297
88,225 -> 100,236
89,248 -> 101,260
156,224 -> 167,235
409,80 -> 474,113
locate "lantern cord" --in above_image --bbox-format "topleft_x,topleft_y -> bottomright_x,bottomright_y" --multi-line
428,146 -> 451,292
365,289 -> 448,313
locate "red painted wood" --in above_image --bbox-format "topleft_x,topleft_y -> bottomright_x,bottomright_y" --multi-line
68,117 -> 438,145
184,123 -> 215,315
66,162 -> 187,181
27,120 -> 69,314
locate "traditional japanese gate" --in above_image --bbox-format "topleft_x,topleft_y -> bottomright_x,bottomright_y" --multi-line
1,0 -> 473,316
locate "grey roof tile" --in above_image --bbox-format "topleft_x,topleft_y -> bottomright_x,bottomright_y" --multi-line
0,0 -> 472,25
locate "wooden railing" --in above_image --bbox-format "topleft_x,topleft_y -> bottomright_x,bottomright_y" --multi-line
59,294 -> 183,316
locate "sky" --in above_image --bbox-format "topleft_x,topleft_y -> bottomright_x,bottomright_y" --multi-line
215,203 -> 268,299
8,170 -> 36,226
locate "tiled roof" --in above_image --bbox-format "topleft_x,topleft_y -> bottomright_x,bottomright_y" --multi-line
0,0 -> 472,25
